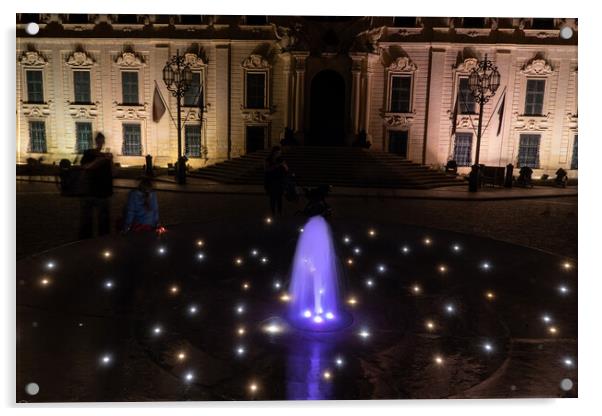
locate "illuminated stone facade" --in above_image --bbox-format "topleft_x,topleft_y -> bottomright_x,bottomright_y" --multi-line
16,15 -> 578,176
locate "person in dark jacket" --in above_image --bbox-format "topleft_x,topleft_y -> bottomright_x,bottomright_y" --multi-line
264,146 -> 289,216
123,178 -> 160,232
78,132 -> 114,239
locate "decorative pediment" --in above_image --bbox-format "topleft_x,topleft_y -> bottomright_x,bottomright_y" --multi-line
21,102 -> 51,117
514,112 -> 551,131
242,54 -> 271,70
456,115 -> 479,129
114,102 -> 148,119
382,112 -> 414,128
115,50 -> 145,67
241,107 -> 275,122
521,56 -> 553,75
68,103 -> 99,118
66,50 -> 95,67
18,50 -> 48,67
387,57 -> 417,72
184,52 -> 206,69
455,58 -> 479,73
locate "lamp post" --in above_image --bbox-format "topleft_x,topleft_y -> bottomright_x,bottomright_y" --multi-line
468,54 -> 500,191
162,49 -> 193,185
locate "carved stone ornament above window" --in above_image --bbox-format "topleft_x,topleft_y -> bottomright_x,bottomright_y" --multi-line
382,112 -> 414,128
18,50 -> 48,67
456,115 -> 479,130
21,102 -> 52,117
567,112 -> 578,130
68,103 -> 99,118
454,57 -> 478,73
113,102 -> 148,119
521,56 -> 553,75
514,112 -> 551,130
184,52 -> 206,69
115,51 -> 145,67
241,54 -> 271,70
241,107 -> 275,123
66,50 -> 95,67
387,56 -> 417,72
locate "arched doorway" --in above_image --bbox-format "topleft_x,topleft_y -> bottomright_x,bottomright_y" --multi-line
309,70 -> 346,146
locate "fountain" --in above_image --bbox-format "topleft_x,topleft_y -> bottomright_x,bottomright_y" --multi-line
288,216 -> 350,331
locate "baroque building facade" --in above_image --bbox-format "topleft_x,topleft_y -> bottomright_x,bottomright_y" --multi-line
16,15 -> 578,177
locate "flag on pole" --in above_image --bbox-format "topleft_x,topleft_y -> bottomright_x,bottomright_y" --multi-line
451,97 -> 459,136
152,84 -> 166,122
496,91 -> 506,136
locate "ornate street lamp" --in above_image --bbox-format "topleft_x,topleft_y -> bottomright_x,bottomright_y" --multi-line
163,49 -> 193,184
468,54 -> 501,167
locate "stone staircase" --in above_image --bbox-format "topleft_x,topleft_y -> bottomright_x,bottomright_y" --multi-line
189,146 -> 465,189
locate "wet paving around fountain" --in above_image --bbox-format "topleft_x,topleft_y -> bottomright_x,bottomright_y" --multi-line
16,216 -> 577,401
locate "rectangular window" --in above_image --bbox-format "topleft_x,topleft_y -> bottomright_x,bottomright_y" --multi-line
524,79 -> 545,116
245,72 -> 266,109
185,125 -> 201,157
390,76 -> 412,113
122,123 -> 142,156
73,71 -> 91,104
29,121 -> 47,153
453,133 -> 473,166
246,125 -> 266,153
26,70 -> 44,103
458,77 -> 475,114
388,130 -> 408,158
184,72 -> 203,107
121,71 -> 139,105
75,122 -> 93,153
571,135 -> 578,170
518,134 -> 541,168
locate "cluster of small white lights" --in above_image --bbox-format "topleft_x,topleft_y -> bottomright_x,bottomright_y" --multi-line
236,305 -> 245,314
104,280 -> 114,289
377,264 -> 386,273
152,326 -> 162,335
188,305 -> 198,315
481,262 -> 491,270
542,314 -> 552,323
250,249 -> 259,257
46,262 -> 55,270
353,247 -> 361,255
261,257 -> 269,264
358,329 -> 370,339
343,236 -> 351,244
184,372 -> 194,382
401,246 -> 410,254
274,281 -> 281,289
483,342 -> 493,352
335,357 -> 344,367
197,252 -> 205,260
366,279 -> 374,288
452,244 -> 461,252
100,354 -> 111,365
563,358 -> 574,367
236,346 -> 246,356
559,285 -> 570,295
445,304 -> 455,313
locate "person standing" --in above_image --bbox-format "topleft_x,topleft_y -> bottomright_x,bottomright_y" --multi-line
79,132 -> 114,239
264,146 -> 288,217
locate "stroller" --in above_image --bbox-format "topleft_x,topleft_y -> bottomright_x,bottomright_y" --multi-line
300,185 -> 332,218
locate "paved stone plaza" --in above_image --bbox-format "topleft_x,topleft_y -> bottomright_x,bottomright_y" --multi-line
15,181 -> 577,401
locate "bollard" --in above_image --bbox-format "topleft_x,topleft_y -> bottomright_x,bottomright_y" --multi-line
145,154 -> 153,177
504,163 -> 513,188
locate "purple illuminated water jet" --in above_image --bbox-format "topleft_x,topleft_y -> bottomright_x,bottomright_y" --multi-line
288,216 -> 349,331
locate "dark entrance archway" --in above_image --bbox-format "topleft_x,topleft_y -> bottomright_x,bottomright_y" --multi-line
309,70 -> 346,146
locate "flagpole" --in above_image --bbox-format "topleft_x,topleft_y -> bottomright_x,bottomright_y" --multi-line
154,80 -> 178,130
